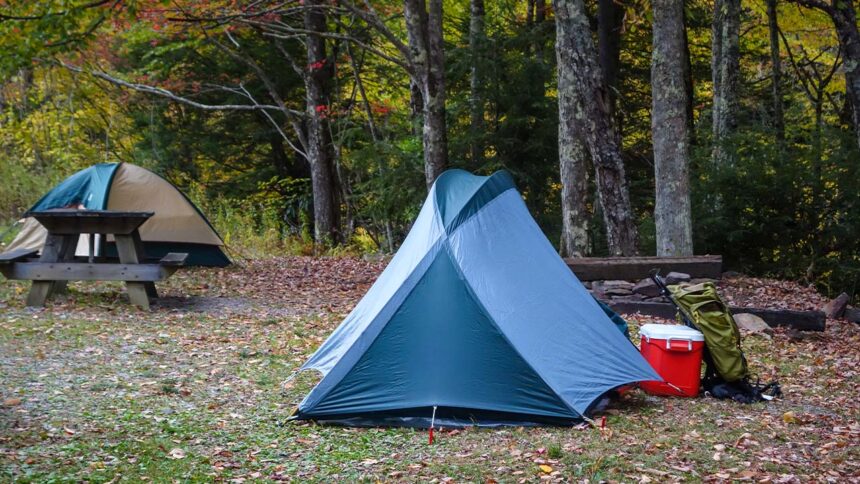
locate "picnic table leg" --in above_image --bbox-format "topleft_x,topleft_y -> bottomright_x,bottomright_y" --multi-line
114,232 -> 150,310
26,234 -> 76,307
129,231 -> 159,299
50,235 -> 79,296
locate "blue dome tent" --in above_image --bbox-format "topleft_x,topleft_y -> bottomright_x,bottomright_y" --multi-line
293,169 -> 658,427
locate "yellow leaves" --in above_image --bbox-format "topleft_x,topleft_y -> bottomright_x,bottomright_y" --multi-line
538,464 -> 553,473
782,411 -> 798,424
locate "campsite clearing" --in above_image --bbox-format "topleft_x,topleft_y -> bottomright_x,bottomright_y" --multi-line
1,257 -> 858,482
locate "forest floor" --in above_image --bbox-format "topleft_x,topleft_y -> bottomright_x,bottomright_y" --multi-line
0,256 -> 858,482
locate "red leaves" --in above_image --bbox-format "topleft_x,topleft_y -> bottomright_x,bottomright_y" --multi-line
371,103 -> 392,116
308,59 -> 327,71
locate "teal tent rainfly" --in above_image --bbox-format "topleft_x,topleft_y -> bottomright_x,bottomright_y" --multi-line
293,169 -> 659,427
5,162 -> 230,267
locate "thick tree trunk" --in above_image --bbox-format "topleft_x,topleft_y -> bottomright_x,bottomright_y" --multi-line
405,0 -> 448,188
827,3 -> 860,150
652,0 -> 693,256
554,0 -> 638,256
305,0 -> 339,244
712,0 -> 741,165
767,0 -> 785,142
558,127 -> 591,257
469,0 -> 485,164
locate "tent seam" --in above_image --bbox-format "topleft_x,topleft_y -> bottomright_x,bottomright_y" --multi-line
447,187 -> 517,237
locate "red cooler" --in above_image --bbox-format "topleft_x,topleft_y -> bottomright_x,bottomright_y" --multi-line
639,324 -> 705,397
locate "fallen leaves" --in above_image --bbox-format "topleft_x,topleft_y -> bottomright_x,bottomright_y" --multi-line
0,256 -> 858,482
167,448 -> 186,460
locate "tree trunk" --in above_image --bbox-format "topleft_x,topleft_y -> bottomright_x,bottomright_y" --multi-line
469,0 -> 485,164
827,2 -> 860,151
682,9 -> 696,145
712,0 -> 741,165
652,0 -> 694,256
558,124 -> 591,257
534,0 -> 547,59
554,0 -> 638,256
305,0 -> 339,244
598,0 -> 624,120
405,0 -> 449,188
767,0 -> 785,142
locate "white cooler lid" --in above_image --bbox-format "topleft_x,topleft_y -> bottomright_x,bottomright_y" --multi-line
640,323 -> 704,341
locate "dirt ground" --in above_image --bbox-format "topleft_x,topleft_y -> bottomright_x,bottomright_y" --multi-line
1,256 -> 858,482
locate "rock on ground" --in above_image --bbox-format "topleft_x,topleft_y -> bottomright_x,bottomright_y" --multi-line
665,272 -> 691,285
733,313 -> 773,337
823,293 -> 850,319
632,278 -> 661,298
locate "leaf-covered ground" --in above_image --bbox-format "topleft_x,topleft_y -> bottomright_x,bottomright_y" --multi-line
1,257 -> 858,482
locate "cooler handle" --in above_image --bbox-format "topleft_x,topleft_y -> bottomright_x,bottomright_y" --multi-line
665,337 -> 692,351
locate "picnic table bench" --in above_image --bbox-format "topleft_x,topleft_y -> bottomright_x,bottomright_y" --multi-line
0,210 -> 187,309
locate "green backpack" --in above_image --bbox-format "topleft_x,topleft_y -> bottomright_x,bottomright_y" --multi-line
669,282 -> 748,383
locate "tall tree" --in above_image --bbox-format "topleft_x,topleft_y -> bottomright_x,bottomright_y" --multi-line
793,0 -> 860,151
304,0 -> 339,243
598,0 -> 625,125
404,0 -> 448,187
469,0 -> 485,164
768,0 -> 785,142
652,0 -> 693,256
554,0 -> 638,256
712,0 -> 741,165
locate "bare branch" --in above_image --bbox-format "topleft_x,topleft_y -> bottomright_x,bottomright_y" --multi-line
57,60 -> 302,115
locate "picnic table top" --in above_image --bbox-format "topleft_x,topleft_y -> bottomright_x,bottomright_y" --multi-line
28,209 -> 154,235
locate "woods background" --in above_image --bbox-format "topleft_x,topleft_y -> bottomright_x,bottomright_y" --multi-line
0,0 -> 858,299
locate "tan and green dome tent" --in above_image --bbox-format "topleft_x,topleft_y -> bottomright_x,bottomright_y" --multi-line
5,162 -> 230,267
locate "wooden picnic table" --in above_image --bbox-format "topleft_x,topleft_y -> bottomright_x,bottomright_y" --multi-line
0,209 -> 187,310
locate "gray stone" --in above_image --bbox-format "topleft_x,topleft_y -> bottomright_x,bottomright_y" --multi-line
845,306 -> 860,324
602,280 -> 636,290
590,282 -> 606,300
733,313 -> 773,337
604,287 -> 633,297
823,293 -> 850,319
665,272 -> 691,285
645,296 -> 669,303
632,278 -> 661,297
610,294 -> 646,302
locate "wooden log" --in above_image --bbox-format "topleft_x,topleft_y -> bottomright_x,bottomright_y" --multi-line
607,300 -> 826,331
566,255 -> 722,281
0,262 -> 177,282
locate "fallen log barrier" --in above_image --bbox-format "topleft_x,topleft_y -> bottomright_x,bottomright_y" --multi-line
566,255 -> 722,282
607,300 -> 826,332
